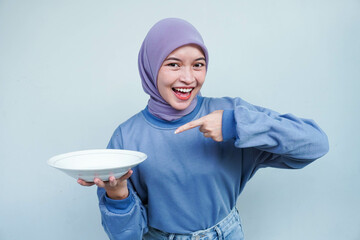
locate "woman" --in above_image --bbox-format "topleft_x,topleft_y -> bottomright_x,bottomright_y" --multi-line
78,18 -> 329,240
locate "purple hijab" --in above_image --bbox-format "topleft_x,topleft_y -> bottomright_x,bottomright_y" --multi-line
138,18 -> 209,121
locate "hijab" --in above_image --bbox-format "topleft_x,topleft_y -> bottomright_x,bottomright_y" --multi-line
138,18 -> 209,121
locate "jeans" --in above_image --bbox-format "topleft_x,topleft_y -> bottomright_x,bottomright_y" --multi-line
143,208 -> 244,240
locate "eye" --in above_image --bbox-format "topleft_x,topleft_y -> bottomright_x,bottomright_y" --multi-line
194,62 -> 206,68
166,63 -> 180,67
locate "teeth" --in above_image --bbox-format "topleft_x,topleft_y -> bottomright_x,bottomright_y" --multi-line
174,88 -> 193,93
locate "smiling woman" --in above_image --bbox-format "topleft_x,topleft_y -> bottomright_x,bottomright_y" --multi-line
137,18 -> 209,122
77,18 -> 329,240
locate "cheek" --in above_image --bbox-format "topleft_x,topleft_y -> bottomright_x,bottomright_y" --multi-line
157,82 -> 170,99
157,74 -> 170,90
158,71 -> 176,86
157,72 -> 176,99
196,72 -> 206,86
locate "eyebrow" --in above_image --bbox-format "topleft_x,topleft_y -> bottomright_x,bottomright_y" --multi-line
164,57 -> 181,62
164,57 -> 206,62
195,57 -> 206,62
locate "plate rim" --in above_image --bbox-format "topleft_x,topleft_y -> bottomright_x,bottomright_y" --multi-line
47,149 -> 147,171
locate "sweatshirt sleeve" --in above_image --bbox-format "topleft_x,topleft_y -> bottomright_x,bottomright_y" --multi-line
222,97 -> 329,169
97,127 -> 148,240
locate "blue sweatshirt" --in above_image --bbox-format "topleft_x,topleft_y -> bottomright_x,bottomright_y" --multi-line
97,96 -> 329,240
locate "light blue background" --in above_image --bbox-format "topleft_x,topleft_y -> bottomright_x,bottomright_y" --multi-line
0,1 -> 359,239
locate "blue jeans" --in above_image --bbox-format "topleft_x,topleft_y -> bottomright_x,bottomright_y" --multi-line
143,208 -> 244,240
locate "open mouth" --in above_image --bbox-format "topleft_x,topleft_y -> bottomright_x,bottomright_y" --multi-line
172,87 -> 194,100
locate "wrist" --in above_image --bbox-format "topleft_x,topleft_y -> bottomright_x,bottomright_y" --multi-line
103,188 -> 135,214
106,188 -> 129,200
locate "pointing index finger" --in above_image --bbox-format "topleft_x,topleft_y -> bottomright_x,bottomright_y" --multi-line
175,118 -> 204,134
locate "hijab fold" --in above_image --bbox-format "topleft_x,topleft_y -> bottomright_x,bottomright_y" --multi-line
138,18 -> 209,121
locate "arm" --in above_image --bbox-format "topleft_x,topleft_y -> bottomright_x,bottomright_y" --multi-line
222,98 -> 329,168
98,127 -> 148,240
97,181 -> 148,239
176,97 -> 329,168
224,98 -> 329,158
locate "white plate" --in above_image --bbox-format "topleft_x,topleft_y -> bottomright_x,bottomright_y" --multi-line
48,149 -> 147,182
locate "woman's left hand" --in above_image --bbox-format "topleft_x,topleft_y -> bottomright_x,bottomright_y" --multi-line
175,110 -> 224,142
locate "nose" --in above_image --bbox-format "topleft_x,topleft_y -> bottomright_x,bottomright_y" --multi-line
179,66 -> 195,84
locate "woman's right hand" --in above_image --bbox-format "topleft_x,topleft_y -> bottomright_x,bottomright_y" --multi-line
77,169 -> 133,200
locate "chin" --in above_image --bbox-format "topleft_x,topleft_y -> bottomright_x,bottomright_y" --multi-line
170,100 -> 193,111
172,105 -> 190,111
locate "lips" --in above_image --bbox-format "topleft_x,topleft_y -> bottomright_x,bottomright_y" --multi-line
172,87 -> 194,100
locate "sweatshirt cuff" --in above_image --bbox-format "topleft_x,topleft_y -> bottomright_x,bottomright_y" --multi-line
104,188 -> 135,214
222,110 -> 237,141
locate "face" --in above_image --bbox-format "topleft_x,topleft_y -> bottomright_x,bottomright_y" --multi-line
157,44 -> 206,111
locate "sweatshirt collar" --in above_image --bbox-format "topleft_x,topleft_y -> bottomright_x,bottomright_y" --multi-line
141,96 -> 204,128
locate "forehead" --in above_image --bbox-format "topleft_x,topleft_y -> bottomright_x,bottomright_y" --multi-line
166,44 -> 205,58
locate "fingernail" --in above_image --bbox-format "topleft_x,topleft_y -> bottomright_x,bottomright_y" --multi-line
174,130 -> 178,134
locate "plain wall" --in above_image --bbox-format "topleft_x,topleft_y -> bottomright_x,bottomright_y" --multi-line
0,0 -> 359,239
